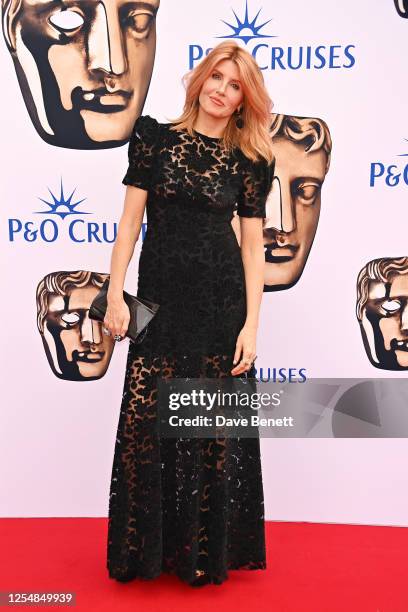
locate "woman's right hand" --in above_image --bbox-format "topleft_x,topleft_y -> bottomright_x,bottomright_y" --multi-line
104,298 -> 130,339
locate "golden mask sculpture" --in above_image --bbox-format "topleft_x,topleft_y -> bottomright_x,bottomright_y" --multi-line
231,114 -> 332,292
1,0 -> 160,148
357,257 -> 408,371
36,270 -> 114,380
263,114 -> 332,292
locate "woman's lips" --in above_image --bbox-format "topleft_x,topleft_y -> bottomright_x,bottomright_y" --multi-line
209,96 -> 224,107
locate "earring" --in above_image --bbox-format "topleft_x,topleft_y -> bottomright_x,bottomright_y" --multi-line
235,107 -> 244,129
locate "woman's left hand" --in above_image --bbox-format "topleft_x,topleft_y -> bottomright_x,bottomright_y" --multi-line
231,324 -> 257,376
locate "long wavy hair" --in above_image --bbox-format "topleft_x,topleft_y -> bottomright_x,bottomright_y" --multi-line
170,41 -> 274,164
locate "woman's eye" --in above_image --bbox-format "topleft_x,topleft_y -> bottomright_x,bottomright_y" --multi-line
127,11 -> 154,33
231,83 -> 240,90
381,299 -> 401,314
212,72 -> 221,79
61,312 -> 81,326
49,9 -> 84,32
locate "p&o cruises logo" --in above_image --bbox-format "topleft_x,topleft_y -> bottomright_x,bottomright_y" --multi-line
370,139 -> 408,188
189,0 -> 356,71
8,179 -> 118,243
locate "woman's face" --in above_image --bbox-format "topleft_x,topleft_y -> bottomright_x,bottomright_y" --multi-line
198,59 -> 244,120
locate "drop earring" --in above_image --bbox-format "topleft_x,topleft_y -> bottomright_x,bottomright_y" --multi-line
235,107 -> 244,129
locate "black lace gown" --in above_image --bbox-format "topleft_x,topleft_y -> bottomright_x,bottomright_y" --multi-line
106,115 -> 274,586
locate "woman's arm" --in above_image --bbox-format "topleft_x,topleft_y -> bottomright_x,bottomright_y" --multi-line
231,216 -> 264,375
240,216 -> 264,328
104,185 -> 147,337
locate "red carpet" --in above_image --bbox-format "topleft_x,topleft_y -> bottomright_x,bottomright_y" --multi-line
0,519 -> 407,612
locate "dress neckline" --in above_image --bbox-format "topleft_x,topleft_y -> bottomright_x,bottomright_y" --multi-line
193,129 -> 222,142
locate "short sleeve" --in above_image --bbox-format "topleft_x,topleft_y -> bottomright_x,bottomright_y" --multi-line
122,115 -> 160,191
237,157 -> 275,218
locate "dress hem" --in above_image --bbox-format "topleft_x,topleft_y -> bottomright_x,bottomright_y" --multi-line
107,560 -> 267,587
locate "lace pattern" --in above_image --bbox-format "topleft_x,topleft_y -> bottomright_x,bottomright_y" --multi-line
107,115 -> 274,586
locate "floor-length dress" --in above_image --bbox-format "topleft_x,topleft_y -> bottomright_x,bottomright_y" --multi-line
106,115 -> 274,586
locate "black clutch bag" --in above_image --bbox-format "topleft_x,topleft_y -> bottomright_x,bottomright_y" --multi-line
89,278 -> 160,344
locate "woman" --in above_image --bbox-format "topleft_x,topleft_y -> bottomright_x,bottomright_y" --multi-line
104,40 -> 275,587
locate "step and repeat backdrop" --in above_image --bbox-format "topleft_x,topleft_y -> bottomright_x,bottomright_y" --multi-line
1,1 -> 408,523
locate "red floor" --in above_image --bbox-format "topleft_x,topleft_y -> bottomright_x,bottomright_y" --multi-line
0,519 -> 407,612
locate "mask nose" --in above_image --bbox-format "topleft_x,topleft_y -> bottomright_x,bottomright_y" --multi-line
81,312 -> 102,345
88,4 -> 126,76
263,176 -> 296,234
401,302 -> 408,333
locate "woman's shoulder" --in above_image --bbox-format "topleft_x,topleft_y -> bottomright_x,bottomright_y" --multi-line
234,148 -> 275,193
234,147 -> 271,172
131,114 -> 161,138
131,115 -> 179,143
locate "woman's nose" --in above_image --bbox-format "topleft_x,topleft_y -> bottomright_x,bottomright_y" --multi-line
215,82 -> 227,95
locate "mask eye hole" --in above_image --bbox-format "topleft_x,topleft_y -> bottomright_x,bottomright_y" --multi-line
49,10 -> 84,32
381,299 -> 401,314
61,312 -> 81,325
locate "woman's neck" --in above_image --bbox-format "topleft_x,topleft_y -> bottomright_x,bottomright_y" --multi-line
193,109 -> 229,138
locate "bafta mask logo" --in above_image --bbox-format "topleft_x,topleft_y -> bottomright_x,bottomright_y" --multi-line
263,114 -> 332,292
1,0 -> 160,149
356,257 -> 408,371
36,270 -> 114,380
394,0 -> 408,17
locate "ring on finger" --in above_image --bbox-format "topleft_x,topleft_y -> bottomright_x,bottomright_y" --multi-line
244,356 -> 257,367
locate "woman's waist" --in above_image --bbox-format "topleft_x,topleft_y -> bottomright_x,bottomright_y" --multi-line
142,214 -> 236,241
140,229 -> 240,260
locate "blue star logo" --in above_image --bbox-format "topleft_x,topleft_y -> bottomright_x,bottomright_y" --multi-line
217,0 -> 276,45
34,178 -> 91,219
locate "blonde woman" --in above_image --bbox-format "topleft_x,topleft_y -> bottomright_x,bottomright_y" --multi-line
105,41 -> 275,587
